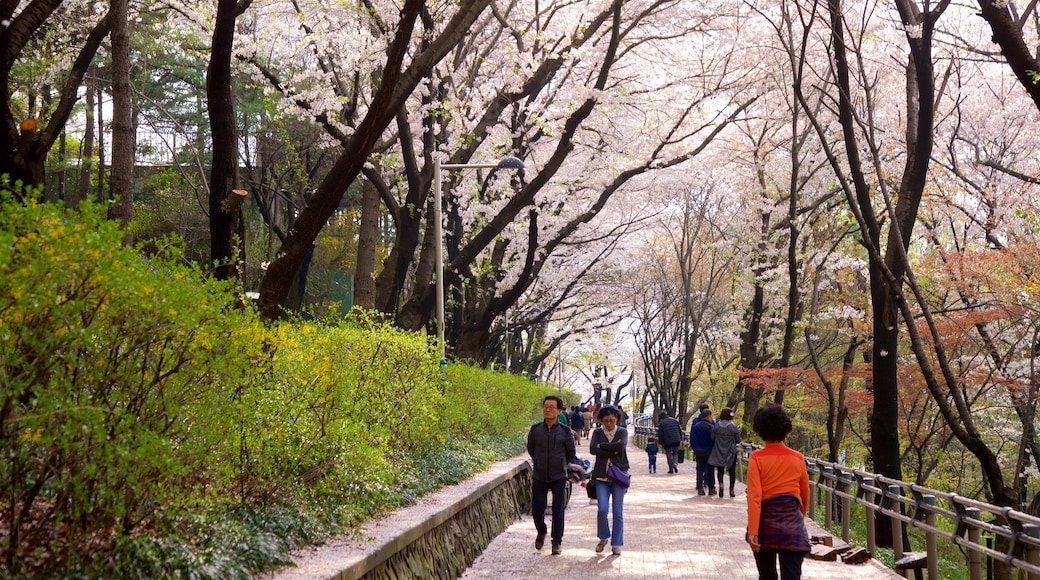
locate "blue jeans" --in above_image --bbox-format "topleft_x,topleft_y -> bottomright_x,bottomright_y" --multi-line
532,478 -> 568,544
596,479 -> 626,546
648,454 -> 657,472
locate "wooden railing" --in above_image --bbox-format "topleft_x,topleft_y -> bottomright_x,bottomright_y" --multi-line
631,414 -> 1040,579
785,450 -> 1040,580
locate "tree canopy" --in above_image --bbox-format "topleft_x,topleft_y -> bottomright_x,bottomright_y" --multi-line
4,0 -> 1040,525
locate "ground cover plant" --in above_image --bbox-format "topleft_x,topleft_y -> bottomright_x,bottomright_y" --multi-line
0,192 -> 551,578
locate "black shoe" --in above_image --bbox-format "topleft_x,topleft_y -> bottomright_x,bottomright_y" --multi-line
551,543 -> 562,555
697,488 -> 706,495
718,487 -> 724,497
730,488 -> 736,497
535,532 -> 546,550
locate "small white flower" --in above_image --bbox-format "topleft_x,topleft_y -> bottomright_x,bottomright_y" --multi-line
904,23 -> 923,39
880,350 -> 889,357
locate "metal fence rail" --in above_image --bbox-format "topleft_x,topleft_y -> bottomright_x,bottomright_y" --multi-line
630,413 -> 1040,579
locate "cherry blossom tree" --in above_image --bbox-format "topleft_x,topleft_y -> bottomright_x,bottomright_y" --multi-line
0,0 -> 111,196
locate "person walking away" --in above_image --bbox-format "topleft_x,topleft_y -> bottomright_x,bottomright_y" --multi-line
527,395 -> 577,556
746,404 -> 811,580
589,405 -> 629,556
570,406 -> 585,442
582,406 -> 593,438
690,408 -> 715,495
708,407 -> 741,497
691,403 -> 712,426
657,412 -> 682,474
645,437 -> 659,474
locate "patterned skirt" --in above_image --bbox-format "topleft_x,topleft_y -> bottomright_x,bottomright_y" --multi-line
758,493 -> 811,552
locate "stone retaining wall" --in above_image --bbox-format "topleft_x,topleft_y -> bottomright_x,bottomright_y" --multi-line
338,459 -> 532,580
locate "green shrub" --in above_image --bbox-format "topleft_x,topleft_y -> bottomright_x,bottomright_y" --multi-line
0,194 -> 263,574
442,364 -> 556,439
0,191 -> 551,578
231,314 -> 443,507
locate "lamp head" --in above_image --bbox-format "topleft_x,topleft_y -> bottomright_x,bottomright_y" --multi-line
496,156 -> 525,170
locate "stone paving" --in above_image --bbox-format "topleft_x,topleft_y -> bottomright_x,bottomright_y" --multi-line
461,438 -> 900,579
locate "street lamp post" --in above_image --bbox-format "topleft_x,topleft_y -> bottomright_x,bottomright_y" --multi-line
434,155 -> 525,363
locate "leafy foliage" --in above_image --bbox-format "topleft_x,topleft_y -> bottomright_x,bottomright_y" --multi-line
0,192 -> 546,577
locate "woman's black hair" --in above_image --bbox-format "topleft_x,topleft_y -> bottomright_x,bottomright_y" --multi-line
752,404 -> 793,442
598,405 -> 621,420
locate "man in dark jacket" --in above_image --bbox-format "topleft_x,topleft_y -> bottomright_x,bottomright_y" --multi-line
657,411 -> 683,474
527,395 -> 576,555
690,408 -> 716,495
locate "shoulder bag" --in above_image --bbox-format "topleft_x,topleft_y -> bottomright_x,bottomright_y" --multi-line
606,458 -> 631,488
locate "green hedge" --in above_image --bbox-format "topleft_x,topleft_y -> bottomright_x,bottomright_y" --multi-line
0,193 -> 548,577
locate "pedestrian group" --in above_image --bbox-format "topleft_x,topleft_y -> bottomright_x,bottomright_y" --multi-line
527,396 -> 810,579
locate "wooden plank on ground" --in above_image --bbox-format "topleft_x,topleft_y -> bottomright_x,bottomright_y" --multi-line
809,544 -> 840,561
841,547 -> 872,565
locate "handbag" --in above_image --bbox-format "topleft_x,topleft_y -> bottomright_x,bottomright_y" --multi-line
606,460 -> 631,488
585,480 -> 597,499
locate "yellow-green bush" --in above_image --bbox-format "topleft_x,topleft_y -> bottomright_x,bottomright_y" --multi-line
442,365 -> 557,438
0,191 -> 549,577
0,195 -> 262,573
235,316 -> 443,502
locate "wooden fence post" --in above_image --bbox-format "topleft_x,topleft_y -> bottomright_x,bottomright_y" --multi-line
807,461 -> 817,519
1025,523 -> 1040,580
923,494 -> 937,580
889,485 -> 907,578
840,471 -> 852,542
824,467 -> 834,528
965,507 -> 981,580
863,477 -> 876,557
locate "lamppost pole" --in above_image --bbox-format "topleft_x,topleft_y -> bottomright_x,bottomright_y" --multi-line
434,159 -> 445,363
434,156 -> 524,364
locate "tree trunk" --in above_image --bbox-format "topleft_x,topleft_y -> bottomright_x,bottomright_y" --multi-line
96,86 -> 106,202
207,0 -> 246,281
73,70 -> 96,208
734,283 -> 765,425
108,0 -> 134,234
354,179 -> 380,309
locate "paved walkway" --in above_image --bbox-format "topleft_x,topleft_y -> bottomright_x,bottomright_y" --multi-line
462,438 -> 899,579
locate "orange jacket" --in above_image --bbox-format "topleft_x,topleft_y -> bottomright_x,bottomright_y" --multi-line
746,442 -> 810,536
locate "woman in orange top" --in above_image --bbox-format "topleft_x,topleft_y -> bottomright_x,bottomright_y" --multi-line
746,404 -> 811,580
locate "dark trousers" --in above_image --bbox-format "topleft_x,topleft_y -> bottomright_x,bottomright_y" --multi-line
531,477 -> 567,544
753,548 -> 804,580
648,454 -> 657,472
694,450 -> 713,489
714,461 -> 736,490
664,445 -> 680,471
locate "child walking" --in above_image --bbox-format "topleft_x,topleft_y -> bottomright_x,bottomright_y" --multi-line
645,437 -> 659,474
